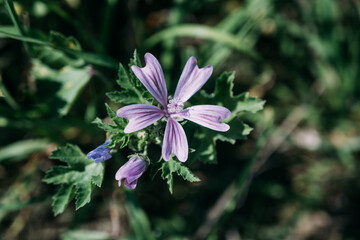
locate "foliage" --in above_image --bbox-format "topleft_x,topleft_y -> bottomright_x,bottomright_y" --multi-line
43,144 -> 104,215
92,53 -> 262,193
0,0 -> 359,239
160,159 -> 200,194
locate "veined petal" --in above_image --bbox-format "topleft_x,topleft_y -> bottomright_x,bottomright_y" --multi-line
87,140 -> 112,163
177,105 -> 231,132
131,53 -> 168,108
117,104 -> 165,133
162,118 -> 188,162
174,57 -> 213,103
115,155 -> 147,189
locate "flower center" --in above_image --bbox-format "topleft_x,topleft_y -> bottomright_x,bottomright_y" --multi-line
167,98 -> 184,114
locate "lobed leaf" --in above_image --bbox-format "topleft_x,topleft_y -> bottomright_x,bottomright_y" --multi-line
201,72 -> 265,120
190,72 -> 264,163
106,90 -> 140,105
108,57 -> 151,105
161,159 -> 200,194
44,144 -> 104,215
52,184 -> 74,216
105,103 -> 127,128
50,144 -> 89,166
91,118 -> 118,133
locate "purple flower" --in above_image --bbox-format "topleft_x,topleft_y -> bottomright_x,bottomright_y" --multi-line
115,155 -> 148,189
117,53 -> 231,162
87,140 -> 112,163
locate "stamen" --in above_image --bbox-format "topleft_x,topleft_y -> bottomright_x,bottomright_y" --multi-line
167,97 -> 184,114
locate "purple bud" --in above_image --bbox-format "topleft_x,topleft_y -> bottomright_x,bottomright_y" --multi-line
115,155 -> 147,189
87,140 -> 112,163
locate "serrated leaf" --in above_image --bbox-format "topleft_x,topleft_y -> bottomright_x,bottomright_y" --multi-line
108,133 -> 129,149
174,162 -> 200,182
52,184 -> 74,216
103,104 -> 131,149
91,175 -> 103,188
50,144 -> 89,165
130,49 -> 142,68
190,118 -> 253,164
113,62 -> 141,104
91,104 -> 130,149
161,159 -> 200,194
44,144 -> 104,215
106,90 -> 140,104
128,50 -> 144,88
43,165 -> 81,185
75,181 -> 91,209
91,118 -> 118,133
190,72 -> 264,164
107,63 -> 142,105
210,118 -> 253,144
109,51 -> 152,105
105,103 -> 127,128
200,72 -> 265,120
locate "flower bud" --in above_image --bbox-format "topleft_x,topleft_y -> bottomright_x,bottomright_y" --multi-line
87,140 -> 112,163
115,155 -> 147,189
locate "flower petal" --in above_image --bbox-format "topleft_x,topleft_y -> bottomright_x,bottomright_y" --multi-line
162,118 -> 188,162
177,105 -> 231,132
174,56 -> 213,103
131,53 -> 168,108
87,140 -> 112,163
117,104 -> 165,133
115,155 -> 147,189
124,179 -> 138,189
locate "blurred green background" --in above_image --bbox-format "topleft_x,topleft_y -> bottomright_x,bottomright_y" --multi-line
1,0 -> 360,239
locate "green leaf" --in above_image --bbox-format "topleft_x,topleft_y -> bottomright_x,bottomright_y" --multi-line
208,118 -> 253,144
190,118 -> 253,164
91,104 -> 130,149
144,24 -> 259,58
61,230 -> 111,240
125,191 -> 155,240
107,59 -> 151,105
43,144 -> 104,215
32,60 -> 92,116
91,103 -> 127,134
0,139 -> 49,163
52,184 -> 74,216
128,50 -> 145,88
36,46 -> 85,69
50,144 -> 89,165
0,26 -> 20,36
161,159 -> 200,194
104,103 -> 130,148
106,90 -> 140,104
190,72 -> 264,163
201,72 -> 265,120
4,0 -> 26,37
105,103 -> 127,127
49,31 -> 82,50
0,29 -> 117,69
92,117 -> 118,133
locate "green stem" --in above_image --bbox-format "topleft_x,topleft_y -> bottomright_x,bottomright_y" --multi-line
4,0 -> 30,51
0,74 -> 19,110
